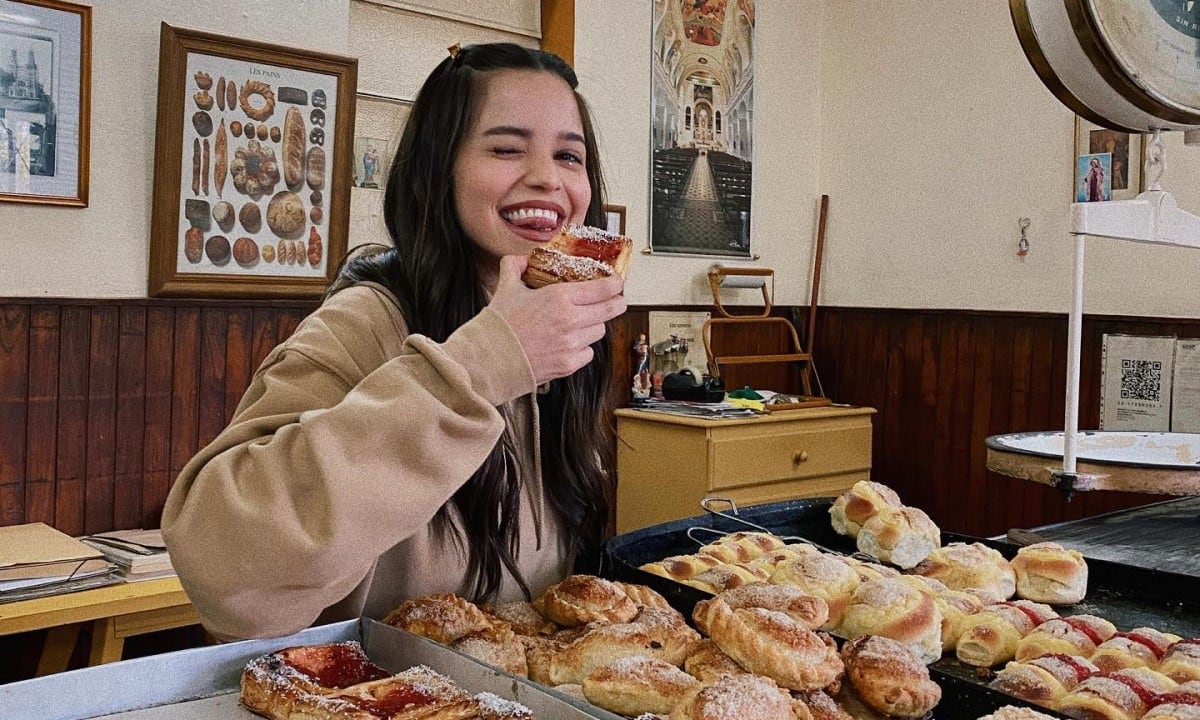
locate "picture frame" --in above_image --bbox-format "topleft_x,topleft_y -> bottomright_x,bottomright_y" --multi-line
148,23 -> 357,298
0,0 -> 91,206
604,203 -> 626,235
1073,116 -> 1144,203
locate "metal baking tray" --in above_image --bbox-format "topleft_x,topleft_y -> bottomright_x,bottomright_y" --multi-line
0,618 -> 623,720
603,497 -> 1200,719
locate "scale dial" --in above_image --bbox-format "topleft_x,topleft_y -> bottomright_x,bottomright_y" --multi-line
1012,0 -> 1200,131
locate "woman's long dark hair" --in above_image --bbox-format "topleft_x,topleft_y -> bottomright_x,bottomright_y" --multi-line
336,43 -> 614,601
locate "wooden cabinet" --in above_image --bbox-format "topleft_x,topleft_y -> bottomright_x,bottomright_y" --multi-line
614,406 -> 875,533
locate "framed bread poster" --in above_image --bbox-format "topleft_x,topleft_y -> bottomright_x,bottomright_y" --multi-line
148,23 -> 357,298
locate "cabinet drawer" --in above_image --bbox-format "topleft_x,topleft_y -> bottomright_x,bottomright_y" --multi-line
708,424 -> 872,491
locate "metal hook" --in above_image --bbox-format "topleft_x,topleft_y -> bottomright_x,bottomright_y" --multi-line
1018,217 -> 1031,257
696,497 -> 846,552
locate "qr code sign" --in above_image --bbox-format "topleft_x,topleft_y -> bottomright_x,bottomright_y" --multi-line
1120,359 -> 1162,402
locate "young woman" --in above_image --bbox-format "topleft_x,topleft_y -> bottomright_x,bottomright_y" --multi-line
162,43 -> 627,640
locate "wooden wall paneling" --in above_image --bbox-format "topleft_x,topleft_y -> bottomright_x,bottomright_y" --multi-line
1002,320 -> 1034,534
170,308 -> 201,484
113,306 -> 147,529
275,309 -> 305,344
25,306 -> 60,524
812,305 -> 842,400
142,306 -> 175,528
224,309 -> 253,423
0,306 -> 29,524
197,309 -> 228,449
55,306 -> 90,535
946,316 -> 976,532
982,319 -> 1017,536
964,321 -> 995,534
84,306 -> 119,534
249,307 -> 278,370
929,315 -> 960,526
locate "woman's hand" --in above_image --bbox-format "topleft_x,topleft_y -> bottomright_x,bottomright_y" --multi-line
488,254 -> 627,385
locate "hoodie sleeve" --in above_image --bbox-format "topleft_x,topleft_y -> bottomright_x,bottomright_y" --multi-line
161,285 -> 535,639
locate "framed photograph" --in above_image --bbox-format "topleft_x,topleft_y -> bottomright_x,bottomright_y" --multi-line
1073,116 -> 1144,202
148,23 -> 357,298
0,0 -> 90,206
604,203 -> 626,235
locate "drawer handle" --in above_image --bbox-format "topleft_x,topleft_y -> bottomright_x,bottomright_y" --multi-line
793,450 -> 809,464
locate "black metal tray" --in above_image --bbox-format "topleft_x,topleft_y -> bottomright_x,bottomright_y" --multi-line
602,498 -> 1200,720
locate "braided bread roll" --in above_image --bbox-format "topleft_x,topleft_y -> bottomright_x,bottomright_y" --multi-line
683,562 -> 770,594
640,553 -> 722,582
746,543 -> 821,573
692,597 -> 843,691
956,600 -> 1059,668
539,575 -> 639,627
989,653 -> 1099,711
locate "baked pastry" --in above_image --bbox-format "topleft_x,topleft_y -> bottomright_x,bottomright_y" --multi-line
838,577 -> 944,665
933,588 -> 986,652
990,653 -> 1100,710
526,622 -> 674,686
281,106 -> 305,190
856,506 -> 941,569
1011,542 -> 1089,605
481,600 -> 557,637
692,596 -> 843,691
614,582 -> 672,611
840,634 -> 942,718
1015,615 -> 1118,663
683,638 -> 750,683
682,562 -> 770,593
538,574 -> 639,627
714,583 -> 829,630
627,606 -> 701,665
521,224 -> 633,288
1056,667 -> 1179,720
472,692 -> 535,719
230,140 -> 280,197
452,629 -> 528,678
746,543 -> 821,573
582,655 -> 700,716
1144,692 -> 1200,719
697,531 -> 786,564
792,690 -> 855,720
913,542 -> 1016,602
1162,640 -> 1200,683
829,481 -> 903,538
668,673 -> 797,720
240,78 -> 277,122
1091,628 -> 1183,672
977,707 -> 1062,720
956,600 -> 1060,667
640,553 -> 722,582
381,593 -> 495,645
770,553 -> 861,630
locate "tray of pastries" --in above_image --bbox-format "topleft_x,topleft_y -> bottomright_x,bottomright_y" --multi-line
602,484 -> 1200,720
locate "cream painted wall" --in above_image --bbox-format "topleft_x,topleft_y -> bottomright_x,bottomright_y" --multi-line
0,0 -> 348,297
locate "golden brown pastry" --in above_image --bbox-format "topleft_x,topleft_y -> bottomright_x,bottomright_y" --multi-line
640,553 -> 723,582
281,106 -> 305,190
682,638 -> 750,683
472,692 -> 535,720
214,120 -> 227,199
715,583 -> 829,630
668,674 -> 797,720
1143,692 -> 1200,720
829,481 -> 903,538
539,574 -> 639,627
770,553 -> 861,630
843,557 -> 903,583
615,582 -> 672,611
582,655 -> 700,716
1015,615 -> 1118,663
838,577 -> 944,665
856,506 -> 941,569
692,596 -> 843,691
382,592 -> 495,645
627,606 -> 701,665
1091,628 -> 1183,672
913,542 -> 1016,602
522,224 -> 633,288
1162,640 -> 1200,684
933,588 -> 986,652
1011,542 -> 1089,605
840,634 -> 942,718
697,531 -> 786,564
240,78 -> 277,122
956,600 -> 1060,668
1056,667 -> 1178,720
682,562 -> 770,594
452,629 -> 528,677
482,600 -> 557,637
526,622 -> 675,686
977,707 -> 1062,720
792,690 -> 855,720
989,653 -> 1100,710
746,543 -> 821,573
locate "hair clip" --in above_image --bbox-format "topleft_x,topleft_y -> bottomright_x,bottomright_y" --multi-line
447,43 -> 462,59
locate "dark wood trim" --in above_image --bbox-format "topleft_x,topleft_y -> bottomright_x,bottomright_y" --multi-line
541,0 -> 574,65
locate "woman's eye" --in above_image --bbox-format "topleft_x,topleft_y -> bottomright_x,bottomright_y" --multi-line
492,146 -> 521,156
557,151 -> 584,165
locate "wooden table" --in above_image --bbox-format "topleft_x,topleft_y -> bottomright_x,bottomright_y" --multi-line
0,576 -> 199,675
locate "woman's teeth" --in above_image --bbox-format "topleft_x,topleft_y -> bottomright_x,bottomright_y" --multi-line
503,207 -> 560,226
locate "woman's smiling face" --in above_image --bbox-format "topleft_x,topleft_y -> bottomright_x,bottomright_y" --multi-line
452,69 -> 591,278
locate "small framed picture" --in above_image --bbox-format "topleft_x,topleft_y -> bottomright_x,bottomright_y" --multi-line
148,24 -> 358,298
604,203 -> 626,235
1073,117 -> 1144,202
352,136 -> 387,189
0,0 -> 91,207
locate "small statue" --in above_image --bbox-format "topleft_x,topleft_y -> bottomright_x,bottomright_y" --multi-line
632,333 -> 651,399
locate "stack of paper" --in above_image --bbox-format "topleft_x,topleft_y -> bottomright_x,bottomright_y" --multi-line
0,523 -> 119,602
80,528 -> 175,581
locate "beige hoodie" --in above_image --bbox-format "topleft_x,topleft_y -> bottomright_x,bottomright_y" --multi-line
162,282 -> 569,640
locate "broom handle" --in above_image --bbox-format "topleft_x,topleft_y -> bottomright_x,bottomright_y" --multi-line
807,195 -> 829,355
